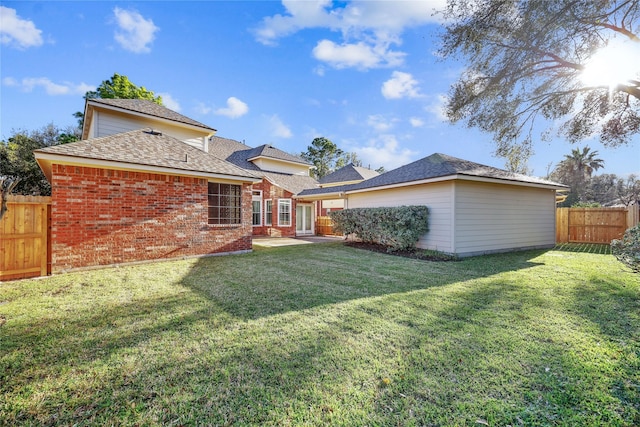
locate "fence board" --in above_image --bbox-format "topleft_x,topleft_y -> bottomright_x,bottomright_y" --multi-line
556,207 -> 630,244
316,216 -> 341,236
0,195 -> 51,281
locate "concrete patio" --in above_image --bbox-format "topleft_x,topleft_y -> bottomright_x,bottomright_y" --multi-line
252,235 -> 344,248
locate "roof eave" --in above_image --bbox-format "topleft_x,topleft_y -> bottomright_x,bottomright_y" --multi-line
86,99 -> 217,134
345,173 -> 567,194
33,151 -> 261,184
247,155 -> 311,168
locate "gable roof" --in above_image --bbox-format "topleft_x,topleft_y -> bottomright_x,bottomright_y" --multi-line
247,144 -> 311,167
299,153 -> 566,197
83,98 -> 216,138
35,129 -> 260,182
263,171 -> 319,195
208,135 -> 317,194
319,163 -> 380,185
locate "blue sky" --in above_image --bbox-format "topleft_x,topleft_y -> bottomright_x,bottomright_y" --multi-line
1,1 -> 639,177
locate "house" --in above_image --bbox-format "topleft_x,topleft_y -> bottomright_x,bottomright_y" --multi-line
298,153 -> 567,257
34,98 -> 326,272
35,98 -> 264,272
316,163 -> 379,215
207,136 -> 319,237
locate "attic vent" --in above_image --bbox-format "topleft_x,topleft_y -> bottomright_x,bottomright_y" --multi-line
144,128 -> 162,136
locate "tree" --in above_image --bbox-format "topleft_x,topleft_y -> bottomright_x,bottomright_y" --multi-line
75,73 -> 164,128
551,146 -> 605,205
85,73 -> 163,104
301,137 -> 345,179
335,152 -> 362,170
502,144 -> 533,175
0,176 -> 20,220
616,174 -> 640,206
586,173 -> 619,205
0,124 -> 80,196
439,1 -> 640,163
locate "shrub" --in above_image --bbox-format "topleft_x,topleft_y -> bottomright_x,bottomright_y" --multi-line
330,206 -> 429,252
611,225 -> 640,272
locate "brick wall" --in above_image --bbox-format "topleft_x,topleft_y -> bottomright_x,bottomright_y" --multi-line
50,164 -> 253,272
251,179 -> 297,237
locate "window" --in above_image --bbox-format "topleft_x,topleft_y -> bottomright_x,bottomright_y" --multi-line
278,199 -> 291,226
265,200 -> 273,226
252,190 -> 262,226
208,182 -> 241,225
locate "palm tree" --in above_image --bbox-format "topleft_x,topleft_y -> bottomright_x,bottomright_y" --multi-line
563,146 -> 605,181
553,146 -> 605,205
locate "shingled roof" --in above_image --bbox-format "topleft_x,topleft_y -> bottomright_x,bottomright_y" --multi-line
35,129 -> 260,181
208,135 -> 317,194
87,98 -> 216,131
299,153 -> 566,197
319,163 -> 379,185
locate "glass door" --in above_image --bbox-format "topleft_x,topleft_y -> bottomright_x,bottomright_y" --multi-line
296,204 -> 314,235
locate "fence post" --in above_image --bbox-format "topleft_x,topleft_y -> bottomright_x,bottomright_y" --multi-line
628,204 -> 640,229
556,207 -> 569,243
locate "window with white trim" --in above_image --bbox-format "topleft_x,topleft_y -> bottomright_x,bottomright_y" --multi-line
208,182 -> 242,225
278,199 -> 291,226
265,199 -> 273,226
252,190 -> 262,226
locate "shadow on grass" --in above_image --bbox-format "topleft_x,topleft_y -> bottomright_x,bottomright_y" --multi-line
554,242 -> 612,254
3,243 -> 638,425
181,242 -> 546,320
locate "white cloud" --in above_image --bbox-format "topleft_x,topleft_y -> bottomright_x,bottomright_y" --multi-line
267,114 -> 293,138
194,102 -> 212,115
367,114 -> 398,132
0,6 -> 43,49
254,0 -> 445,70
410,117 -> 425,127
354,134 -> 417,170
157,92 -> 180,112
381,71 -> 422,99
425,93 -> 449,121
214,97 -> 249,119
313,39 -> 405,70
113,7 -> 159,53
3,76 -> 94,95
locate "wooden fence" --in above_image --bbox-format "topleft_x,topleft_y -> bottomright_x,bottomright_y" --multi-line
316,216 -> 340,236
556,205 -> 640,244
0,195 -> 51,281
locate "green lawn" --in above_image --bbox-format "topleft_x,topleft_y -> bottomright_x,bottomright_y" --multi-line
1,243 -> 638,426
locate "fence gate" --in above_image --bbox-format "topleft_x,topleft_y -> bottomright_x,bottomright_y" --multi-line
0,195 -> 51,281
556,207 -> 635,244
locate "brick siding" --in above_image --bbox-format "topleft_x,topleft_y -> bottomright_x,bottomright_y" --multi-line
251,179 -> 297,237
50,164 -> 252,272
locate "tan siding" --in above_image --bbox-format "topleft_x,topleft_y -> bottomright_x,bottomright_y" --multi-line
94,110 -> 208,149
346,182 -> 454,253
453,181 -> 556,255
252,158 -> 310,176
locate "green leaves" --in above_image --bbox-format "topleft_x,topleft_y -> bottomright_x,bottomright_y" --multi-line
439,0 -> 640,160
612,224 -> 640,272
330,206 -> 429,252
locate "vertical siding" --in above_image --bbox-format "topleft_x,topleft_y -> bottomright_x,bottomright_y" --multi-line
94,110 -> 208,149
453,180 -> 556,256
346,182 -> 454,253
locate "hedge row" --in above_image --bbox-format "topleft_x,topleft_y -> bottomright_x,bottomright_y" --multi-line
329,205 -> 429,252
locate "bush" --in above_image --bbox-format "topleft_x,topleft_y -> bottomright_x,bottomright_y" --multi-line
330,206 -> 429,252
611,225 -> 640,272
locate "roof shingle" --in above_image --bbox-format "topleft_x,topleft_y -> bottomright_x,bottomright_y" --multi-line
319,163 -> 379,184
88,98 -> 216,131
299,153 -> 566,196
36,129 -> 259,179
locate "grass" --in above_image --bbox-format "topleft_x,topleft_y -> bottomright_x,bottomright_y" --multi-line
1,242 -> 639,426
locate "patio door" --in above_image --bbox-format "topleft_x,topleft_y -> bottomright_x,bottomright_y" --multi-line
296,204 -> 314,235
